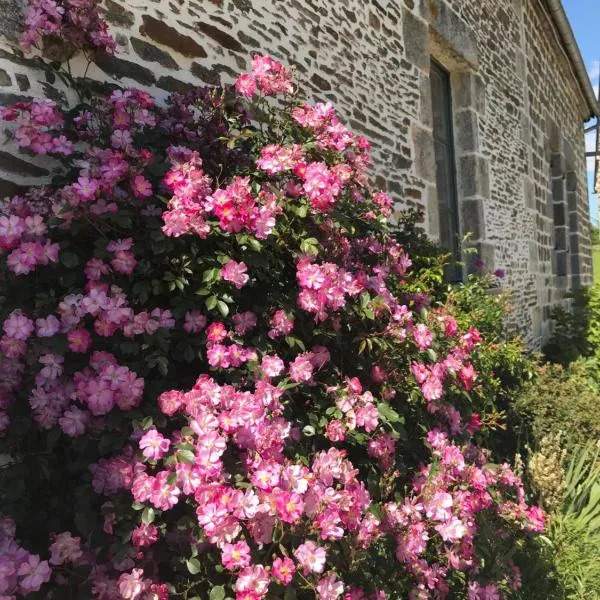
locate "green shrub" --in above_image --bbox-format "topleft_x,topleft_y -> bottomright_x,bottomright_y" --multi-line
543,292 -> 591,366
515,361 -> 600,446
547,441 -> 600,599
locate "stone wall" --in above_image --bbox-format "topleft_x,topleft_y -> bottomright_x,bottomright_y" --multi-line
0,0 -> 594,346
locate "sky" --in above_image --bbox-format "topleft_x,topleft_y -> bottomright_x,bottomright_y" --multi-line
563,0 -> 598,224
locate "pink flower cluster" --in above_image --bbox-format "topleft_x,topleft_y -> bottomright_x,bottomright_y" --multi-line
292,101 -> 370,158
22,0 -> 116,55
0,35 -> 545,599
256,144 -> 304,175
326,377 -> 380,438
380,429 -> 539,598
123,373 -> 385,598
0,198 -> 60,276
27,349 -> 143,435
221,260 -> 249,289
267,310 -> 294,339
0,516 -> 52,596
235,55 -> 294,97
116,568 -> 169,600
296,257 -> 363,321
162,152 -> 280,240
411,331 -> 480,408
0,99 -> 73,156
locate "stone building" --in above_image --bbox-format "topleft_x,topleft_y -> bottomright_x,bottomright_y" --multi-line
0,0 -> 597,346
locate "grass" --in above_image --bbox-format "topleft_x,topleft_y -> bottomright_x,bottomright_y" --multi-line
593,246 -> 600,282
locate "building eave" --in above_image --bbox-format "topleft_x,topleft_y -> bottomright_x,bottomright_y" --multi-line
596,119 -> 600,198
545,0 -> 599,121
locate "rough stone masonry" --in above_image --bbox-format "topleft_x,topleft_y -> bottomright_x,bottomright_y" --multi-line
0,0 -> 595,347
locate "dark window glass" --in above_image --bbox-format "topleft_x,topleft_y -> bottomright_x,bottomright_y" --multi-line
430,60 -> 461,280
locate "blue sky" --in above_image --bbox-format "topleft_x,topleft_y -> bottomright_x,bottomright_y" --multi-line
563,0 -> 598,224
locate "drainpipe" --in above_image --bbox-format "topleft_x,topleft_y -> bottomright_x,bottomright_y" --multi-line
545,0 -> 598,120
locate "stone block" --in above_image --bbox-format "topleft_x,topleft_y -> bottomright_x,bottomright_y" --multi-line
570,233 -> 580,255
103,0 -> 135,27
141,15 -> 207,58
554,226 -> 568,251
566,171 -> 577,192
472,74 -> 486,114
460,198 -> 485,240
412,125 -> 436,182
555,252 -> 568,277
15,74 -> 29,91
0,69 -> 10,87
551,178 -> 564,203
552,202 -> 566,226
453,72 -> 473,110
465,241 -> 495,274
458,155 -> 489,198
454,109 -> 479,153
0,177 -> 27,198
529,241 -> 539,271
421,0 -> 479,67
0,0 -> 23,44
547,118 -> 560,153
402,8 -> 429,70
453,72 -> 485,115
426,184 -> 441,240
550,153 -> 564,177
524,177 -> 536,210
0,151 -> 49,178
156,76 -> 193,93
196,21 -> 244,52
131,38 -> 179,70
94,54 -> 156,86
420,72 -> 433,127
531,305 -> 542,340
520,113 -> 531,145
569,212 -> 579,233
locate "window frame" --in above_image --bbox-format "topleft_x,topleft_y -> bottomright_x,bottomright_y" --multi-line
430,59 -> 462,280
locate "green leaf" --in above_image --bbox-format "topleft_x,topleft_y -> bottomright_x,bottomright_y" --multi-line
217,300 -> 229,317
206,295 -> 218,310
186,557 -> 201,575
178,449 -> 196,464
139,416 -> 153,430
176,442 -> 195,452
295,204 -> 308,218
284,588 -> 297,600
141,507 -> 155,525
210,586 -> 226,600
248,237 -> 262,252
60,251 -> 80,268
202,268 -> 221,283
426,348 -> 438,362
360,292 -> 371,309
302,425 -> 316,437
378,402 -> 403,424
299,237 -> 319,255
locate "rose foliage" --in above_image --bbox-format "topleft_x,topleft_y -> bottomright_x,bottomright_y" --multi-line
0,2 -> 543,599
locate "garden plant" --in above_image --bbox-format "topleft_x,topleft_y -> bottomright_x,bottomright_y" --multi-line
0,1 -> 545,598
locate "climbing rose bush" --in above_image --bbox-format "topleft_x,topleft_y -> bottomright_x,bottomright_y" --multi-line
0,3 -> 542,598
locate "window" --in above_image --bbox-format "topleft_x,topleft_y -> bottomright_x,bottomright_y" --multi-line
430,60 -> 461,279
550,152 -> 569,285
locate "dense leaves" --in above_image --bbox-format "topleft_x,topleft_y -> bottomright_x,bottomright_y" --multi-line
0,2 -> 543,599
